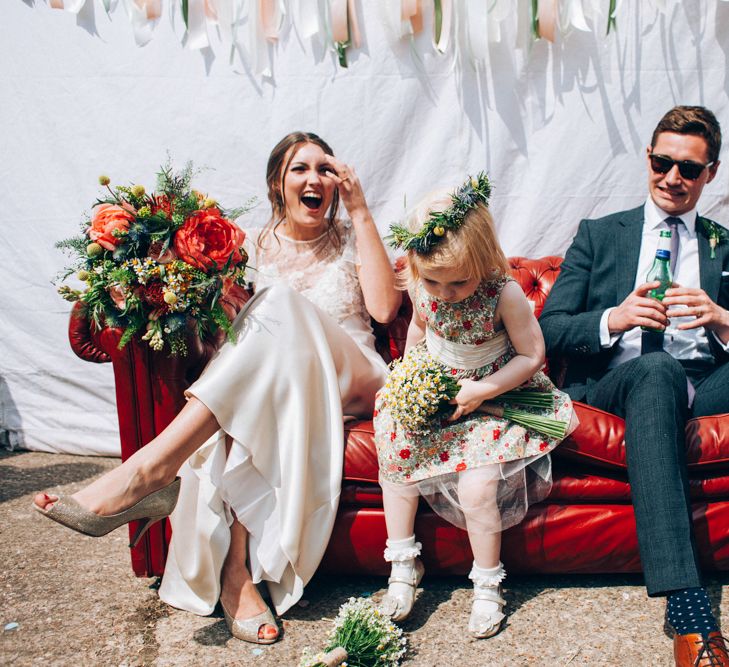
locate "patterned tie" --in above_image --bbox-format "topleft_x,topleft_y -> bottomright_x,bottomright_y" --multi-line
641,218 -> 682,354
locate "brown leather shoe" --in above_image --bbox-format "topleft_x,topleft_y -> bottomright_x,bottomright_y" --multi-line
674,632 -> 729,666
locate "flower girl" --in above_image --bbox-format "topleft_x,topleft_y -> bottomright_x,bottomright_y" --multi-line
374,175 -> 577,638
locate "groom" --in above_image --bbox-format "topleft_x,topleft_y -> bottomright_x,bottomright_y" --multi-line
540,106 -> 729,666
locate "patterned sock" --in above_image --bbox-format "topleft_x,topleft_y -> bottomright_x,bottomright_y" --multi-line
666,587 -> 718,636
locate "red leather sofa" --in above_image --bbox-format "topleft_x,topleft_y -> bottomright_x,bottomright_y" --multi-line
68,257 -> 729,579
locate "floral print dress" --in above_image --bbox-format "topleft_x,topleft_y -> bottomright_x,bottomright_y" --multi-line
373,276 -> 576,534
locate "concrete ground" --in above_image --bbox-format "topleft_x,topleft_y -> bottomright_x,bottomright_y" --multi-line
2,449 -> 727,666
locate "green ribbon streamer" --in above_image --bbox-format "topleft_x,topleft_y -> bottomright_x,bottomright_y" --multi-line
434,0 -> 443,46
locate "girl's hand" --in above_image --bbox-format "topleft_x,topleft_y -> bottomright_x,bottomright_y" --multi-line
449,378 -> 490,421
323,155 -> 368,221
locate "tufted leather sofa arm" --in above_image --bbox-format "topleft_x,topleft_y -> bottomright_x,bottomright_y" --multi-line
68,302 -> 112,364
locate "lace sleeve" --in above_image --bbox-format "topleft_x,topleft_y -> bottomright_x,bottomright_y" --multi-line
338,219 -> 360,267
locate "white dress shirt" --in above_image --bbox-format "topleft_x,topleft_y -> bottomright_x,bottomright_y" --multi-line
599,198 -> 727,372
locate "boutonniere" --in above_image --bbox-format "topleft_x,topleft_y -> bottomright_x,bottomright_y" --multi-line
700,219 -> 728,259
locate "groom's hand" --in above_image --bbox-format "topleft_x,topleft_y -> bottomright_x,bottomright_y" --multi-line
608,281 -> 669,333
664,286 -> 729,343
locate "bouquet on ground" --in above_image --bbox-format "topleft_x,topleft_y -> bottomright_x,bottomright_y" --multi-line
379,352 -> 568,438
57,161 -> 252,356
299,597 -> 407,667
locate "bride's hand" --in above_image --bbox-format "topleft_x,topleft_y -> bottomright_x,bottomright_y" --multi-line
323,155 -> 368,220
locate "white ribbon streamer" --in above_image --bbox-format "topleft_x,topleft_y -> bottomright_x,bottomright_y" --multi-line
121,0 -> 161,46
185,0 -> 210,50
465,0 -> 489,61
294,0 -> 320,39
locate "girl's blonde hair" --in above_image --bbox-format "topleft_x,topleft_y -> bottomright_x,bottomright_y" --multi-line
403,190 -> 509,283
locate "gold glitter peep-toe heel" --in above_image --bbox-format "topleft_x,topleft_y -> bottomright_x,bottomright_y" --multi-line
32,477 -> 181,547
220,601 -> 280,644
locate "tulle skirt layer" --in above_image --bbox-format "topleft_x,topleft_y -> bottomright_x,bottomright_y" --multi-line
380,453 -> 552,535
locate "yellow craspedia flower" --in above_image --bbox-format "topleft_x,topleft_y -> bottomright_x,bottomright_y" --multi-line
163,291 -> 178,305
203,198 -> 217,209
98,175 -> 110,186
77,270 -> 91,281
131,184 -> 146,198
433,226 -> 445,237
86,242 -> 103,257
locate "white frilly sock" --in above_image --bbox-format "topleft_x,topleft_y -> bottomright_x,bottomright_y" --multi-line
384,535 -> 422,601
469,561 -> 506,618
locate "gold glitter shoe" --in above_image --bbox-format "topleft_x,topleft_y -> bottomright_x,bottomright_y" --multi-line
220,601 -> 280,645
32,478 -> 181,547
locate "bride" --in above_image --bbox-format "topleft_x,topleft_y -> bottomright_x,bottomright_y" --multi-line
33,131 -> 401,644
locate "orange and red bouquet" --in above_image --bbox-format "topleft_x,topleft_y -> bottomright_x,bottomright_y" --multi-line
57,161 -> 252,356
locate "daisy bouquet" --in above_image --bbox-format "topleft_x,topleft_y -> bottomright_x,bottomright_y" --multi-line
380,351 -> 568,439
299,597 -> 407,667
56,161 -> 252,356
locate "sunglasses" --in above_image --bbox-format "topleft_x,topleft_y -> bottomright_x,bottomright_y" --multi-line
649,153 -> 714,180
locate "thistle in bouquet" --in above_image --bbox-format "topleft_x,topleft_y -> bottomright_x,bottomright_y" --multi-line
56,161 -> 253,356
380,351 -> 568,439
299,597 -> 407,667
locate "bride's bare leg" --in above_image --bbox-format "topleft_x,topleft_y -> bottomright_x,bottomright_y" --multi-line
33,397 -> 219,515
219,518 -> 279,641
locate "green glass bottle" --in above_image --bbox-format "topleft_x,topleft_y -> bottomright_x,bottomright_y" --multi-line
640,229 -> 672,332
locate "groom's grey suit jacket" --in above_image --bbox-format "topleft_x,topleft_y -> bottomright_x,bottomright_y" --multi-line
539,205 -> 729,402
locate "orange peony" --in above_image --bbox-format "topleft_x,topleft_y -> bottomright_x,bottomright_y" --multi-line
173,209 -> 246,272
89,203 -> 134,251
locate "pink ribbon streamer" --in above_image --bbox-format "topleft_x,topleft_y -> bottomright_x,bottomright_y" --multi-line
204,0 -> 218,23
260,0 -> 279,42
331,0 -> 361,47
401,0 -> 423,34
537,0 -> 558,42
132,0 -> 161,20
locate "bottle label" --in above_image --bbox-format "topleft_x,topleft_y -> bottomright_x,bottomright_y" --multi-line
655,249 -> 670,260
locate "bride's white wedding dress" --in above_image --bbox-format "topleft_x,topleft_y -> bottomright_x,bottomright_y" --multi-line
159,220 -> 388,615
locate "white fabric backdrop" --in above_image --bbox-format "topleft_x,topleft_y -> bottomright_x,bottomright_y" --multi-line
2,1 -> 728,455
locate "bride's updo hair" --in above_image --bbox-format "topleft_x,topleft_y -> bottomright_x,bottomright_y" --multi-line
404,189 -> 509,284
262,131 -> 341,248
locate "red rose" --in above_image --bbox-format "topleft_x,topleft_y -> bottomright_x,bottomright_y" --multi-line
174,208 -> 246,272
89,203 -> 134,250
455,462 -> 467,472
431,301 -> 438,312
141,281 -> 169,311
439,451 -> 449,462
451,369 -> 458,375
539,441 -> 549,451
399,449 -> 411,459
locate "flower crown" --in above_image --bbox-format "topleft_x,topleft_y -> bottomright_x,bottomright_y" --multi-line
387,172 -> 492,254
